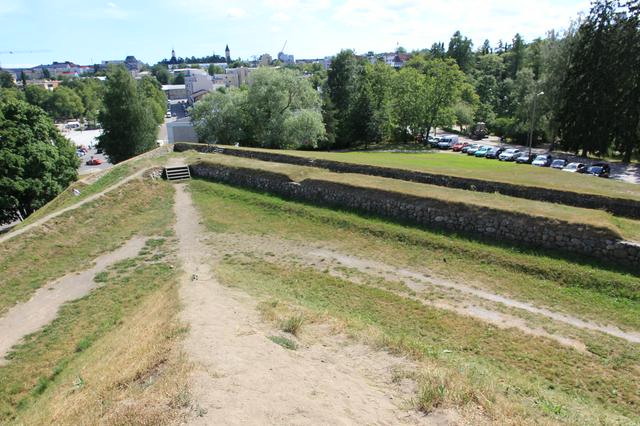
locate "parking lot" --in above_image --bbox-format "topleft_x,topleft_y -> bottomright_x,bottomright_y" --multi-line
60,127 -> 113,175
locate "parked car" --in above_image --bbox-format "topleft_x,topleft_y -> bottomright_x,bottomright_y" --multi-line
86,157 -> 103,166
165,111 -> 172,118
515,152 -> 536,164
550,159 -> 568,169
562,162 -> 587,173
532,154 -> 553,167
474,146 -> 491,157
452,141 -> 469,152
462,143 -> 479,154
498,148 -> 521,161
485,147 -> 505,159
427,136 -> 440,148
586,162 -> 610,178
438,140 -> 453,149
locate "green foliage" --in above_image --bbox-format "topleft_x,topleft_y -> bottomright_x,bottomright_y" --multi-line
0,71 -> 15,89
207,64 -> 224,76
0,100 -> 79,223
192,68 -> 325,149
138,76 -> 167,125
447,30 -> 474,72
151,65 -> 171,85
46,86 -> 84,120
172,72 -> 185,85
24,85 -> 51,110
98,66 -> 158,163
191,88 -> 248,145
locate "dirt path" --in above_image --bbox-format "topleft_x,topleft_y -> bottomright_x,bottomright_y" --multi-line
200,232 -> 640,348
0,170 -> 145,245
173,184 -> 437,425
0,237 -> 146,364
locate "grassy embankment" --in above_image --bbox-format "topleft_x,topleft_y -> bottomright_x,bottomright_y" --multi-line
0,179 -> 190,424
187,153 -> 640,242
223,145 -> 640,201
190,178 -> 640,424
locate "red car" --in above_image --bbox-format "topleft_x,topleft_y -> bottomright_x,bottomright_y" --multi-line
452,141 -> 469,152
86,157 -> 103,166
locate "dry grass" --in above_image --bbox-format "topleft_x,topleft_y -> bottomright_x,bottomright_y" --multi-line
15,284 -> 191,425
185,154 -> 640,241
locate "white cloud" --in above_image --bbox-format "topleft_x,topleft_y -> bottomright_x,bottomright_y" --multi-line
226,7 -> 246,19
104,2 -> 129,19
271,12 -> 291,22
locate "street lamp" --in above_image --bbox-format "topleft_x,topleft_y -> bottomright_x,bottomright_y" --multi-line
527,91 -> 544,156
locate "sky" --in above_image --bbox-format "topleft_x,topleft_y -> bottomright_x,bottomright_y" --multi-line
0,0 -> 591,68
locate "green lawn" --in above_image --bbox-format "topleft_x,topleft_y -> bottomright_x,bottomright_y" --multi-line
188,179 -> 640,424
225,146 -> 640,201
187,154 -> 640,241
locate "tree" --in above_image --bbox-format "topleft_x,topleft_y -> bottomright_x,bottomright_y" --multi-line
152,65 -> 171,85
0,100 -> 79,223
25,85 -> 51,110
391,67 -> 429,140
46,86 -> 84,120
326,50 -> 361,146
447,31 -> 474,72
191,88 -> 248,145
173,72 -> 185,84
138,76 -> 167,125
245,67 -> 324,148
208,64 -> 224,76
558,0 -> 616,156
421,59 -> 467,136
0,71 -> 15,88
98,66 -> 158,163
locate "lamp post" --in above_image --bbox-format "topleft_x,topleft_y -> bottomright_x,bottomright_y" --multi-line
527,91 -> 544,156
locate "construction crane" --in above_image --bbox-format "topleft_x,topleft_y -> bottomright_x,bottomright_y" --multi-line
0,49 -> 51,69
279,40 -> 287,56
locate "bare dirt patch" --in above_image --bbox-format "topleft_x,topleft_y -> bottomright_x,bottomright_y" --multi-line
0,237 -> 147,364
199,231 -> 640,349
173,184 -> 444,425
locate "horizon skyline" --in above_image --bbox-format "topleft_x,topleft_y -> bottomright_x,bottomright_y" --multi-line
1,0 -> 591,69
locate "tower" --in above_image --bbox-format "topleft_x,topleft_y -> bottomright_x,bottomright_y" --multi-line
169,47 -> 177,65
225,44 -> 230,63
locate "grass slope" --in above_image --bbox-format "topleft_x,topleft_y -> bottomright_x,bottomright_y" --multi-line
0,180 -> 174,315
190,154 -> 640,241
226,146 -> 640,201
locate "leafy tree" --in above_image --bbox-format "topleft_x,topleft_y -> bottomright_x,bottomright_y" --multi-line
25,85 -> 51,110
98,66 -> 158,163
152,65 -> 171,85
281,109 -> 326,149
479,39 -> 492,55
504,33 -> 526,79
47,86 -> 84,120
447,31 -> 474,72
207,64 -> 224,76
245,67 -> 324,148
421,59 -> 467,136
173,72 -> 185,85
0,88 -> 25,104
191,88 -> 248,145
429,42 -> 446,59
0,71 -> 15,88
391,67 -> 429,140
0,100 -> 79,223
138,76 -> 167,125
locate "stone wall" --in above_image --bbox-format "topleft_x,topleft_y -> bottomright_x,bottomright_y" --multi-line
189,161 -> 640,269
174,143 -> 640,220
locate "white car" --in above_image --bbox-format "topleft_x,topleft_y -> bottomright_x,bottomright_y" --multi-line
563,162 -> 587,173
498,148 -> 521,161
165,111 -> 172,118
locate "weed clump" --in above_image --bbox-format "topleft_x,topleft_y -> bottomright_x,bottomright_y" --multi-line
279,314 -> 304,336
268,335 -> 297,350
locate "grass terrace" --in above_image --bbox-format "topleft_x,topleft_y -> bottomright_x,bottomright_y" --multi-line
220,146 -> 640,202
186,153 -> 640,242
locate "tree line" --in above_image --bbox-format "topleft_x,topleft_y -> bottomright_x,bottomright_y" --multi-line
191,0 -> 638,160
